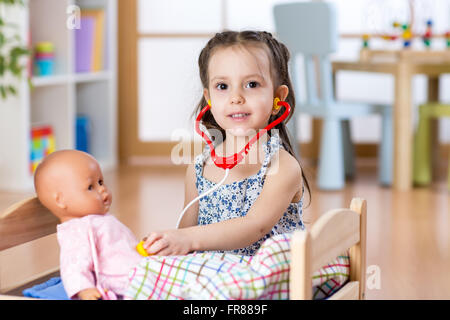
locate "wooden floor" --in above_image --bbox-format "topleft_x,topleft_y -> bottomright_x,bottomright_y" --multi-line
1,159 -> 449,299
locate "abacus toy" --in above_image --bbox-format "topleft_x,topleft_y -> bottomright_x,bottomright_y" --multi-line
362,34 -> 370,48
423,20 -> 433,48
393,21 -> 412,48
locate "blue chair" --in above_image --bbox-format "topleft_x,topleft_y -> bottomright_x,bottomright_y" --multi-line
273,2 -> 392,190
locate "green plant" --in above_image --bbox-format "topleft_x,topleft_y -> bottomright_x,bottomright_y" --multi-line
0,0 -> 30,100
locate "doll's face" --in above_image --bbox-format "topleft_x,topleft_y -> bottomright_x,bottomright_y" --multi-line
35,150 -> 112,223
61,154 -> 112,219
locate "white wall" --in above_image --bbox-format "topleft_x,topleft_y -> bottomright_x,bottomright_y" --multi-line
0,4 -> 31,190
137,0 -> 450,143
137,0 -> 222,142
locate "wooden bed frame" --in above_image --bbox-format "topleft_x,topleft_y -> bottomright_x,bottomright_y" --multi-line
290,197 -> 367,300
0,196 -> 366,300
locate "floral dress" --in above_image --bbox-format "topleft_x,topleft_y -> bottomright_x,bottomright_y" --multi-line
194,133 -> 305,255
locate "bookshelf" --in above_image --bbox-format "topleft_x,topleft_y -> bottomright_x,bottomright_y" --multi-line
0,0 -> 117,191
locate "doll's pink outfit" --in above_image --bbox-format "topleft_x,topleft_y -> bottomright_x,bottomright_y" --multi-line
56,214 -> 141,299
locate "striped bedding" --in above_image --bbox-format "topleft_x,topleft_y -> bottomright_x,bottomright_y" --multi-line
125,233 -> 350,300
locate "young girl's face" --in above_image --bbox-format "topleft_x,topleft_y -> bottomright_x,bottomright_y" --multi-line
204,44 -> 288,137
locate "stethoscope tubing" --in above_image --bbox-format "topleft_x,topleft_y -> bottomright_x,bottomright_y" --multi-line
175,100 -> 291,228
176,168 -> 230,228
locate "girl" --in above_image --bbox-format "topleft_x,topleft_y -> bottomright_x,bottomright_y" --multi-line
143,30 -> 310,256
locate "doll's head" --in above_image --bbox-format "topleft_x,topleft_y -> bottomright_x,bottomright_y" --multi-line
34,150 -> 112,223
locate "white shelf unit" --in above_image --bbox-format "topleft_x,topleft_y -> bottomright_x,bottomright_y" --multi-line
0,0 -> 117,191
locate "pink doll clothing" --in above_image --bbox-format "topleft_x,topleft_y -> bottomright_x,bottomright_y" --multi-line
56,214 -> 142,299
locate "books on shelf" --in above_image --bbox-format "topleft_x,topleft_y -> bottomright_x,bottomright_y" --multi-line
75,9 -> 106,73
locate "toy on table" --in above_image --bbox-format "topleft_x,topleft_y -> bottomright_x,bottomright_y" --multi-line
30,125 -> 55,174
393,22 -> 412,48
34,42 -> 55,76
362,34 -> 370,48
423,20 -> 433,48
445,31 -> 450,48
381,34 -> 398,41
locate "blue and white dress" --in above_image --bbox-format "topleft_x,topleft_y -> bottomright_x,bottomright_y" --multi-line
194,133 -> 305,256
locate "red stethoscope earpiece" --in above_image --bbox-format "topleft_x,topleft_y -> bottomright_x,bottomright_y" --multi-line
195,100 -> 291,170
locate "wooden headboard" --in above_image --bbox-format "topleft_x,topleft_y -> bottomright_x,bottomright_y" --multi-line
0,197 -> 58,251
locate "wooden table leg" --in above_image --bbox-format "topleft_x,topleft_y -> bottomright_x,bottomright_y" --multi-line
393,62 -> 413,191
311,119 -> 322,162
311,56 -> 323,163
427,77 -> 440,180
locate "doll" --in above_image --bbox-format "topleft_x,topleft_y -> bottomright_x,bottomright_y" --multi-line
34,149 -> 141,300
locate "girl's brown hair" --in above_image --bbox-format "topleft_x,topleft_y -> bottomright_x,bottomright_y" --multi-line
193,30 -> 310,203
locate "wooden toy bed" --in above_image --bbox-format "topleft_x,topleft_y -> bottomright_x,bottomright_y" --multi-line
0,196 -> 366,300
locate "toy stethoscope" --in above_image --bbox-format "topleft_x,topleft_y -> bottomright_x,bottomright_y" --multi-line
175,98 -> 291,228
136,98 -> 291,254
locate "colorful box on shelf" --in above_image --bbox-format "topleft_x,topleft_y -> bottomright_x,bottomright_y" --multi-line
34,42 -> 55,76
30,125 -> 56,174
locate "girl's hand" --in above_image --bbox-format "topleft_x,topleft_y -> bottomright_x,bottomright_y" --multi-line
78,287 -> 102,300
143,229 -> 192,256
